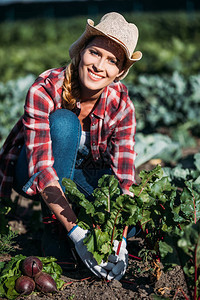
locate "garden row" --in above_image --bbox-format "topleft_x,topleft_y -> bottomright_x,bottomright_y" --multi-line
0,12 -> 200,82
1,71 -> 200,165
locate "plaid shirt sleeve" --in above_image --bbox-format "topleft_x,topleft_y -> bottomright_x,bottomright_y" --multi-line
108,88 -> 137,195
22,77 -> 59,195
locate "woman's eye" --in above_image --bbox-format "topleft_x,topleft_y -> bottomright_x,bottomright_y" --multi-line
109,58 -> 118,65
89,50 -> 99,56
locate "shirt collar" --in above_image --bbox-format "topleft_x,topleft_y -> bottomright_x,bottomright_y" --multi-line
92,86 -> 108,119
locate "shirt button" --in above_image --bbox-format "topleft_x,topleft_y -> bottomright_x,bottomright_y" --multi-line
91,113 -> 94,117
10,161 -> 14,165
18,145 -> 22,149
92,142 -> 95,146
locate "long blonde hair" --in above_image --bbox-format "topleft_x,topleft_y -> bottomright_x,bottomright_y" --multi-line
62,56 -> 81,110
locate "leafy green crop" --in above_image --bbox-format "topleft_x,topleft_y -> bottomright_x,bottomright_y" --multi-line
62,175 -> 140,264
62,165 -> 181,265
164,152 -> 200,189
63,164 -> 200,298
0,75 -> 35,147
0,198 -> 19,255
129,165 -> 180,255
1,12 -> 200,82
178,222 -> 200,300
128,72 -> 200,139
0,255 -> 65,299
130,165 -> 200,299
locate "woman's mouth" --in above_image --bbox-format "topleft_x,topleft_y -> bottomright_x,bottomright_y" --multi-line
88,69 -> 103,81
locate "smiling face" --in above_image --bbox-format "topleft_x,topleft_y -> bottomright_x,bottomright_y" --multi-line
78,36 -> 125,101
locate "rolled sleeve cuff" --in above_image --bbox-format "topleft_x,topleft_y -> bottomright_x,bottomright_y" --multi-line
22,167 -> 59,195
120,179 -> 136,196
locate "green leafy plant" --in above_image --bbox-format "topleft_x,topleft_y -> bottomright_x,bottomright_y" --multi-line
177,222 -> 200,300
164,152 -> 200,189
134,132 -> 181,168
0,75 -> 35,147
129,165 -> 180,258
63,165 -> 200,298
130,165 -> 200,299
1,12 -> 200,83
159,180 -> 200,299
128,72 -> 200,138
0,231 -> 18,255
0,198 -> 18,255
62,175 -> 140,264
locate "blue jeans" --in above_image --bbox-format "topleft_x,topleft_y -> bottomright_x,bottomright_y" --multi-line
13,109 -> 112,202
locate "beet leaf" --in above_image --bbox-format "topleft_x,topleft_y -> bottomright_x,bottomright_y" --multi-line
63,174 -> 141,264
177,221 -> 200,299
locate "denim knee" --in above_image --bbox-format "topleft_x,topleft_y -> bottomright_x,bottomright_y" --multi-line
49,109 -> 81,142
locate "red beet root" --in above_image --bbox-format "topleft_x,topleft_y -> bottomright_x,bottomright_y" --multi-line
35,272 -> 57,293
15,275 -> 35,295
21,256 -> 43,277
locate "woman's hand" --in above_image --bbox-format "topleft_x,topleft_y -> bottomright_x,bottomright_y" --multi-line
68,225 -> 108,278
106,237 -> 128,280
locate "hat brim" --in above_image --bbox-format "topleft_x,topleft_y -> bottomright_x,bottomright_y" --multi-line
69,19 -> 142,80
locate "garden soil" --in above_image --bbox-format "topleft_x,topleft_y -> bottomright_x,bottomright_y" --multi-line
1,154 -> 198,300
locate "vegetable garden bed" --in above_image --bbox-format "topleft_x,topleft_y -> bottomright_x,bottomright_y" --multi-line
1,147 -> 200,300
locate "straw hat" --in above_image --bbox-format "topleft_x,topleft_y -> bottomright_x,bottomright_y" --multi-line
69,12 -> 142,80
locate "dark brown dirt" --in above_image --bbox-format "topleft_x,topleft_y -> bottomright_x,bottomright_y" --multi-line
0,228 -> 189,300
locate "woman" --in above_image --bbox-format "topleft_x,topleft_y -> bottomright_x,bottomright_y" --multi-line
0,12 -> 142,280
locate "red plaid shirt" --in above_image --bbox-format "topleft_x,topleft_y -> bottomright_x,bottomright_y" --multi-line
0,67 -> 136,198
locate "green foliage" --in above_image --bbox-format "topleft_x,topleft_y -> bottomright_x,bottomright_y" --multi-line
130,166 -> 180,252
178,222 -> 200,293
134,133 -> 181,167
63,175 -> 140,264
164,152 -> 200,189
128,72 -> 200,139
0,12 -> 200,82
0,74 -> 35,147
0,255 -> 65,299
63,166 -> 182,265
0,255 -> 25,300
0,231 -> 18,256
132,164 -> 200,299
179,181 -> 200,224
0,198 -> 18,255
1,72 -> 199,166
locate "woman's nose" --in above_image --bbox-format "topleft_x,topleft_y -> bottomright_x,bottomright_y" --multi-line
93,58 -> 105,71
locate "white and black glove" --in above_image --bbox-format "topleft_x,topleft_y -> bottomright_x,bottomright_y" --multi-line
68,225 -> 107,278
106,237 -> 128,281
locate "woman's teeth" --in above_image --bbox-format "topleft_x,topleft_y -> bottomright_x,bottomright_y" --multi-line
89,71 -> 102,79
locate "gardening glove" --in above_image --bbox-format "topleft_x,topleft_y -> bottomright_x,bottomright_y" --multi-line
68,225 -> 107,278
107,237 -> 128,281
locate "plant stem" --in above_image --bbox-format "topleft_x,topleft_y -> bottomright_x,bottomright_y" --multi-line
138,171 -> 156,197
194,244 -> 198,300
173,287 -> 190,300
107,195 -> 110,213
110,208 -> 122,245
159,203 -> 165,210
192,189 -> 197,224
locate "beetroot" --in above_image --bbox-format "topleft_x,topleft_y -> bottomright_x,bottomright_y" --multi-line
15,275 -> 35,295
35,272 -> 57,293
21,256 -> 43,277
